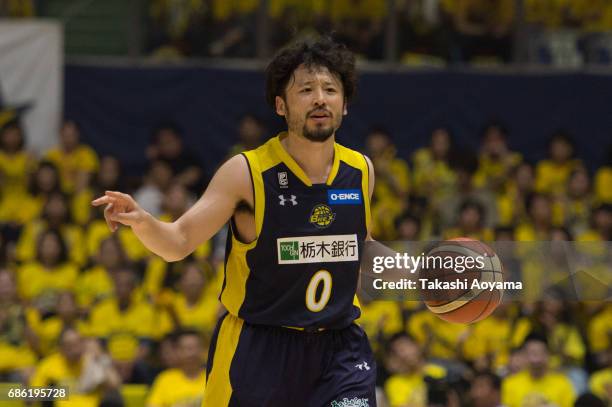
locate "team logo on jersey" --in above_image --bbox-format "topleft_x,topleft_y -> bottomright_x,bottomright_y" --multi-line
278,194 -> 297,206
309,204 -> 335,228
328,189 -> 362,205
330,398 -> 369,407
277,234 -> 359,264
278,171 -> 288,188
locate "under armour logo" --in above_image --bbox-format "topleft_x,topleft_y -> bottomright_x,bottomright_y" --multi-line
278,194 -> 297,206
355,361 -> 370,371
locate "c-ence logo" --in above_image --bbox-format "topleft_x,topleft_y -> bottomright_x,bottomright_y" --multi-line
279,241 -> 299,261
330,398 -> 369,407
328,189 -> 362,205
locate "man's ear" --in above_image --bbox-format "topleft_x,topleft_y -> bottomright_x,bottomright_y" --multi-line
275,96 -> 286,117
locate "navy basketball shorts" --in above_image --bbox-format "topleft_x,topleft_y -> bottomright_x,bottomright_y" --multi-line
202,313 -> 377,407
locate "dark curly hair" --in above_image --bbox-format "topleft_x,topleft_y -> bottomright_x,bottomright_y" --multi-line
265,37 -> 357,109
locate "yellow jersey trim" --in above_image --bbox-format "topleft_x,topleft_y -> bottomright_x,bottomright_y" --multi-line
202,315 -> 243,406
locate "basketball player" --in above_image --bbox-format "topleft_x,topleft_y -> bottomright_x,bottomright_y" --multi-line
93,38 -> 377,406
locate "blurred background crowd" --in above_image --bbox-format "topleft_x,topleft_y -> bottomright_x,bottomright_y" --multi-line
1,0 -> 612,406
3,0 -> 612,66
0,115 -> 610,407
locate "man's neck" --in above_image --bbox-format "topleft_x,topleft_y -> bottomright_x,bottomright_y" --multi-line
282,131 -> 335,184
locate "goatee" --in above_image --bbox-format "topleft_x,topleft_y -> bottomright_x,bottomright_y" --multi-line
303,125 -> 334,142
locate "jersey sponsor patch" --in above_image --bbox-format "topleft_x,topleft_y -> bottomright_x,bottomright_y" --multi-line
327,189 -> 362,205
277,234 -> 359,264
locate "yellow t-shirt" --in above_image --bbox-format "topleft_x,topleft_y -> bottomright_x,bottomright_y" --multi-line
384,364 -> 446,407
45,145 -> 99,193
510,318 -> 585,367
0,150 -> 37,222
86,219 -> 149,262
473,152 -> 522,192
210,0 -> 258,21
88,297 -> 159,340
501,370 -> 575,407
590,367 -> 612,403
462,315 -> 513,367
524,0 -> 570,28
30,353 -> 100,407
358,301 -> 403,348
412,148 -> 456,200
16,220 -> 87,266
534,159 -> 581,196
147,368 -> 206,407
158,292 -> 220,336
17,261 -> 79,301
328,0 -> 387,22
594,166 -> 612,204
588,304 -> 612,353
75,265 -> 115,307
27,313 -> 90,356
569,0 -> 612,31
407,310 -> 469,360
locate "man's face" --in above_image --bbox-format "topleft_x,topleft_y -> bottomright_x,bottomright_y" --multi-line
276,64 -> 346,142
60,330 -> 84,364
176,334 -> 203,368
525,340 -> 549,376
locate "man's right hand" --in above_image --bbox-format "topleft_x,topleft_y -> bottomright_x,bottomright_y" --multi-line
92,191 -> 149,232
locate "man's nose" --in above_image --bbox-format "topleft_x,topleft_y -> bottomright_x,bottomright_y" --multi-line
313,87 -> 325,105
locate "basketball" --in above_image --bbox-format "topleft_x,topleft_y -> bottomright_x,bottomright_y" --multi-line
419,237 -> 504,324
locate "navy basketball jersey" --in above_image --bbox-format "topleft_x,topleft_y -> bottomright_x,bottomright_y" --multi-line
219,133 -> 371,329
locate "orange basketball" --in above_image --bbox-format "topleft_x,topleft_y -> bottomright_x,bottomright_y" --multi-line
418,237 -> 503,324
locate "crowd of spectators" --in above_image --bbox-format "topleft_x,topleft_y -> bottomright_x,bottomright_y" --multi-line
145,0 -> 612,64
0,115 -> 611,406
4,0 -> 612,64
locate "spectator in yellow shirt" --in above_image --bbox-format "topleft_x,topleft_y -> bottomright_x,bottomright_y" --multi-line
448,0 -> 515,62
158,263 -> 221,337
365,127 -> 411,240
437,152 -> 498,232
30,327 -> 122,407
468,372 -> 503,407
412,127 -> 456,203
535,131 -> 582,197
17,229 -> 79,313
589,351 -> 612,405
443,199 -> 494,241
524,0 -> 572,29
16,191 -> 87,266
558,167 -> 594,236
383,332 -> 446,407
45,119 -> 100,194
594,146 -> 612,204
14,160 -> 63,226
76,235 -> 127,308
501,335 -> 575,407
0,269 -> 37,380
88,268 -> 159,384
146,123 -> 204,194
0,120 -> 37,224
28,291 -> 90,357
588,304 -> 612,370
73,155 -> 124,226
473,122 -> 522,194
515,193 -> 555,241
497,162 -> 535,226
146,329 -> 206,407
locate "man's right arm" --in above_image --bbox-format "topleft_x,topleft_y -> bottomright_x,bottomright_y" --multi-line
92,155 -> 251,262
